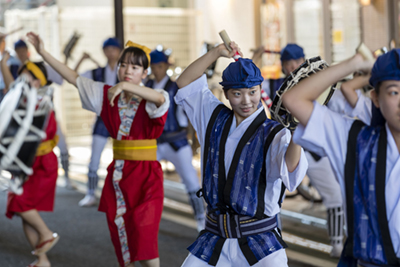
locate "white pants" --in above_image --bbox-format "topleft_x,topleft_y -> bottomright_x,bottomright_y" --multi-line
157,143 -> 200,193
88,135 -> 108,171
56,123 -> 68,154
181,240 -> 288,267
305,152 -> 342,208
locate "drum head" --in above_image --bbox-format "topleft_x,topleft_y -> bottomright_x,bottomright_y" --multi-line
270,56 -> 336,130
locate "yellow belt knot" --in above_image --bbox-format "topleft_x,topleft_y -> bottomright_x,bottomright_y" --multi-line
36,135 -> 59,156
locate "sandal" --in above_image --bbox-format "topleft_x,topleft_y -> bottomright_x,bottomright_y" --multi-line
31,232 -> 60,256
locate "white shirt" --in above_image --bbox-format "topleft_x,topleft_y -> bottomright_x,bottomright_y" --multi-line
81,63 -> 118,86
175,74 -> 308,216
348,91 -> 372,125
294,102 -> 400,257
75,76 -> 169,118
326,88 -> 360,115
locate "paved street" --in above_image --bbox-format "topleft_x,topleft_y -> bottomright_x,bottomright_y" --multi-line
0,140 -> 340,267
0,184 -> 197,267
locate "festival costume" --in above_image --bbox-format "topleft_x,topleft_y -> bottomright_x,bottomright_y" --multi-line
146,73 -> 205,231
294,102 -> 400,266
264,43 -> 345,255
76,76 -> 169,266
6,111 -> 58,218
176,70 -> 307,266
80,62 -> 118,202
294,51 -> 400,266
294,50 -> 400,266
11,39 -> 69,183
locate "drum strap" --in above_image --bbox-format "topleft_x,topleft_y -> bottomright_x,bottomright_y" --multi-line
36,135 -> 59,156
113,139 -> 157,161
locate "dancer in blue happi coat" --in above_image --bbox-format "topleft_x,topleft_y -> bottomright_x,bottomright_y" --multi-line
175,41 -> 308,266
283,49 -> 400,267
145,48 -> 205,232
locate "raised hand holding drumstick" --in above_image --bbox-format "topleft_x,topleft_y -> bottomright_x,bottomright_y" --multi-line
219,30 -> 242,61
176,39 -> 242,89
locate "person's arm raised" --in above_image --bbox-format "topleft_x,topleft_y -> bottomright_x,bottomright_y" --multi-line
282,54 -> 373,127
340,74 -> 371,108
27,32 -> 79,87
176,42 -> 241,89
1,51 -> 14,94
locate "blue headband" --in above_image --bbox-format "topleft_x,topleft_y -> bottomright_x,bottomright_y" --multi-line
369,49 -> 400,88
14,39 -> 27,49
280,44 -> 305,61
102,38 -> 122,49
220,58 -> 264,90
150,50 -> 168,64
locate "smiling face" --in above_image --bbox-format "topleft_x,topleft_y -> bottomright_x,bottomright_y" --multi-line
118,53 -> 148,85
371,80 -> 400,133
224,85 -> 261,124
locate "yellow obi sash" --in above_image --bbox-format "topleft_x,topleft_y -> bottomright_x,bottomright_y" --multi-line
36,135 -> 59,156
113,139 -> 157,161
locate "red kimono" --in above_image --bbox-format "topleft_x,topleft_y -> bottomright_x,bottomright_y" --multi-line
98,85 -> 167,266
6,111 -> 58,218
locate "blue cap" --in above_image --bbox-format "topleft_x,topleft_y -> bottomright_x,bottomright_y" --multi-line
280,44 -> 305,61
220,58 -> 264,90
370,49 -> 400,88
102,38 -> 122,49
150,50 -> 168,64
14,39 -> 27,49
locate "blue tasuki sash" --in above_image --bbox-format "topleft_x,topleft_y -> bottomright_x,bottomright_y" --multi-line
340,120 -> 400,266
188,104 -> 287,266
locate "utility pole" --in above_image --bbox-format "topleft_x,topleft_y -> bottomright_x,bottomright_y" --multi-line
114,0 -> 124,45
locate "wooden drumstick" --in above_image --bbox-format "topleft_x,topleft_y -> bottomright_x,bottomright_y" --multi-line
3,26 -> 24,37
219,30 -> 241,61
250,48 -> 280,54
356,43 -> 375,62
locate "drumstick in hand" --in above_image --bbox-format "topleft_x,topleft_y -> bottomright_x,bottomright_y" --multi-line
356,43 -> 375,62
219,30 -> 241,61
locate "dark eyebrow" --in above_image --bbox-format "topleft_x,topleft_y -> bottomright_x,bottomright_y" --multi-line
384,83 -> 400,90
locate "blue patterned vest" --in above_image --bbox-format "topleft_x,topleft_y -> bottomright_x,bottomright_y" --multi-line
340,120 -> 400,266
91,66 -> 118,138
188,105 -> 287,266
146,78 -> 188,151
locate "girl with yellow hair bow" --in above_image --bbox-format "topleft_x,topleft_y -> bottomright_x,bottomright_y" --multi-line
27,31 -> 169,267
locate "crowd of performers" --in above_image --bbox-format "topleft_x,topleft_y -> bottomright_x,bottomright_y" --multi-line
0,28 -> 399,267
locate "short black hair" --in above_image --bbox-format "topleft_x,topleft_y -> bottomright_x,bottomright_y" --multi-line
118,47 -> 149,69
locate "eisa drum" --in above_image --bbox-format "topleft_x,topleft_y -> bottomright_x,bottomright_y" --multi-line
0,75 -> 53,194
270,56 -> 338,131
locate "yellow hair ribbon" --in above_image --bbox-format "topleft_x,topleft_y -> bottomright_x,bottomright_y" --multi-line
125,40 -> 151,65
25,61 -> 47,87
